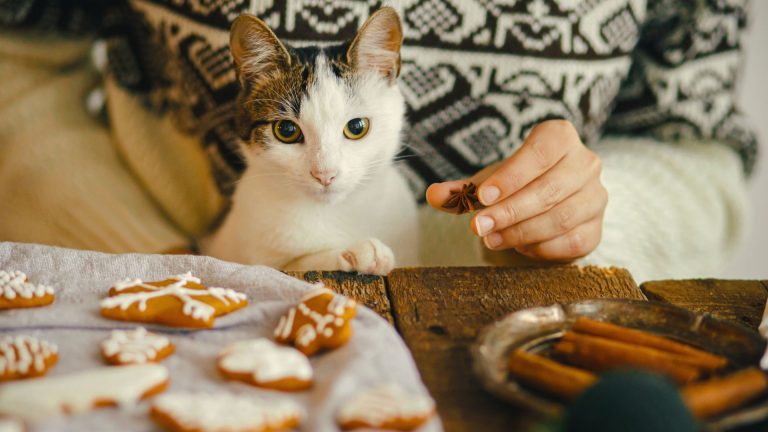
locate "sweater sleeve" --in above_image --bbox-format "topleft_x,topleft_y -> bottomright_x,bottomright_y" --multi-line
580,136 -> 748,284
604,0 -> 757,175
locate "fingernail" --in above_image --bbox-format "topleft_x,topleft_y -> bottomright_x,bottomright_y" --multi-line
485,232 -> 502,248
480,186 -> 500,205
475,216 -> 495,236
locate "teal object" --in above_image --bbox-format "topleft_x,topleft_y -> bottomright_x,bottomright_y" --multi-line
561,370 -> 699,432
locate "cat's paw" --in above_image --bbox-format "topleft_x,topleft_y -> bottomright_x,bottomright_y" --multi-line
338,239 -> 395,275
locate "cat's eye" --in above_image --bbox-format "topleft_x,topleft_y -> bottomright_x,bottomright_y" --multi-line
343,118 -> 370,140
273,120 -> 303,144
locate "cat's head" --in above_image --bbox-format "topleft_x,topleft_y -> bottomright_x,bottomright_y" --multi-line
230,8 -> 405,203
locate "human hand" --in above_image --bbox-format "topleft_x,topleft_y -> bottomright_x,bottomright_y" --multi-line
426,120 -> 607,261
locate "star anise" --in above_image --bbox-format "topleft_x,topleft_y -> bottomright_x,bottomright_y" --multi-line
442,182 -> 485,214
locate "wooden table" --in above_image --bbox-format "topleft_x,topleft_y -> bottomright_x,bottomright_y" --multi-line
288,266 -> 768,432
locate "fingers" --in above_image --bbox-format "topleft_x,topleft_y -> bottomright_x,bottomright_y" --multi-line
425,161 -> 502,212
477,120 -> 578,206
517,217 -> 604,261
481,182 -> 607,249
472,149 -> 601,236
424,118 -> 606,262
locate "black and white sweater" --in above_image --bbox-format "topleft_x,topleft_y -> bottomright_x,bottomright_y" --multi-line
1,0 -> 757,198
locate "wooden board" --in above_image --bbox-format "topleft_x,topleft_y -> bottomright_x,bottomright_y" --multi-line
386,265 -> 644,432
641,279 -> 768,330
285,271 -> 393,324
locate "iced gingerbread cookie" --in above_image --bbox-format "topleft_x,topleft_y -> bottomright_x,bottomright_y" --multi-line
0,363 -> 169,420
0,270 -> 55,310
101,327 -> 174,365
217,338 -> 312,391
337,383 -> 436,431
0,335 -> 58,382
151,392 -> 302,432
274,287 -> 356,356
100,272 -> 248,328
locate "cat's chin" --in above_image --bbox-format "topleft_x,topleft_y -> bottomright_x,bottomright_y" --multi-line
308,187 -> 348,204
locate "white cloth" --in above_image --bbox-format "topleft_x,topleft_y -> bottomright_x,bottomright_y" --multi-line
0,241 -> 440,432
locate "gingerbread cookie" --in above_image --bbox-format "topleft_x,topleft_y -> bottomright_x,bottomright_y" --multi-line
0,335 -> 58,382
337,384 -> 436,431
217,338 -> 312,391
151,392 -> 302,432
101,327 -> 174,365
100,272 -> 248,328
274,287 -> 356,356
0,363 -> 169,420
0,270 -> 55,310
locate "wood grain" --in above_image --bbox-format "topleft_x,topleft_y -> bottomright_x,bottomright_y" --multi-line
641,279 -> 768,330
386,265 -> 643,432
285,271 -> 393,324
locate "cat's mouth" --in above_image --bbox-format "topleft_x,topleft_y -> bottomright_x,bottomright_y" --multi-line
309,184 -> 345,203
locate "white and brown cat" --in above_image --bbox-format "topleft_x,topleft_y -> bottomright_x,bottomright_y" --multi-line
203,8 -> 418,275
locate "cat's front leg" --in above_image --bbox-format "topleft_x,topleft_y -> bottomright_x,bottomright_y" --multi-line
284,238 -> 395,275
338,238 -> 395,275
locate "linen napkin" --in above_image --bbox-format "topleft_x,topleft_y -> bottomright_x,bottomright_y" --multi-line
0,241 -> 441,432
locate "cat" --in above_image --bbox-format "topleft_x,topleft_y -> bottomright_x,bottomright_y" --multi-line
202,8 -> 418,275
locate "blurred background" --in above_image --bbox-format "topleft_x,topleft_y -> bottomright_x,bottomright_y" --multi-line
724,1 -> 768,279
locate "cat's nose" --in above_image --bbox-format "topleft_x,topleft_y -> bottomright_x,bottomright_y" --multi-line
310,169 -> 337,186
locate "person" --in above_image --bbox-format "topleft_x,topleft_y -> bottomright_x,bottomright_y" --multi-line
426,119 -> 606,263
0,1 -> 755,283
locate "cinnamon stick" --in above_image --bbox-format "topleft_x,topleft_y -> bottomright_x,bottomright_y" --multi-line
681,368 -> 768,418
572,317 -> 727,371
554,332 -> 701,384
508,350 -> 597,399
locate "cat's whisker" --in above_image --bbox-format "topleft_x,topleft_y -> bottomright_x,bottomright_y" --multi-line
361,157 -> 410,169
395,140 -> 428,157
246,98 -> 284,103
391,154 -> 418,162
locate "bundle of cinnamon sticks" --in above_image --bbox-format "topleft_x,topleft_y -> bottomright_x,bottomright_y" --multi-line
507,317 -> 768,419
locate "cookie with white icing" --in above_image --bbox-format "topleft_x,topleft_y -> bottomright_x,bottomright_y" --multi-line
150,392 -> 302,432
337,383 -> 436,430
101,327 -> 174,365
217,338 -> 312,391
100,272 -> 248,328
0,270 -> 55,310
0,363 -> 169,421
274,287 -> 356,356
0,335 -> 58,382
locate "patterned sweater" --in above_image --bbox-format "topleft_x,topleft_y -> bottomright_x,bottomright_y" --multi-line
1,0 -> 756,196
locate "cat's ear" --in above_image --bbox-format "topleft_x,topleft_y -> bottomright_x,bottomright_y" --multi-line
230,14 -> 291,82
347,7 -> 403,84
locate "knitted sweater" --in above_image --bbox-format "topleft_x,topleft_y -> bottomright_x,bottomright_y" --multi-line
0,1 -> 755,281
